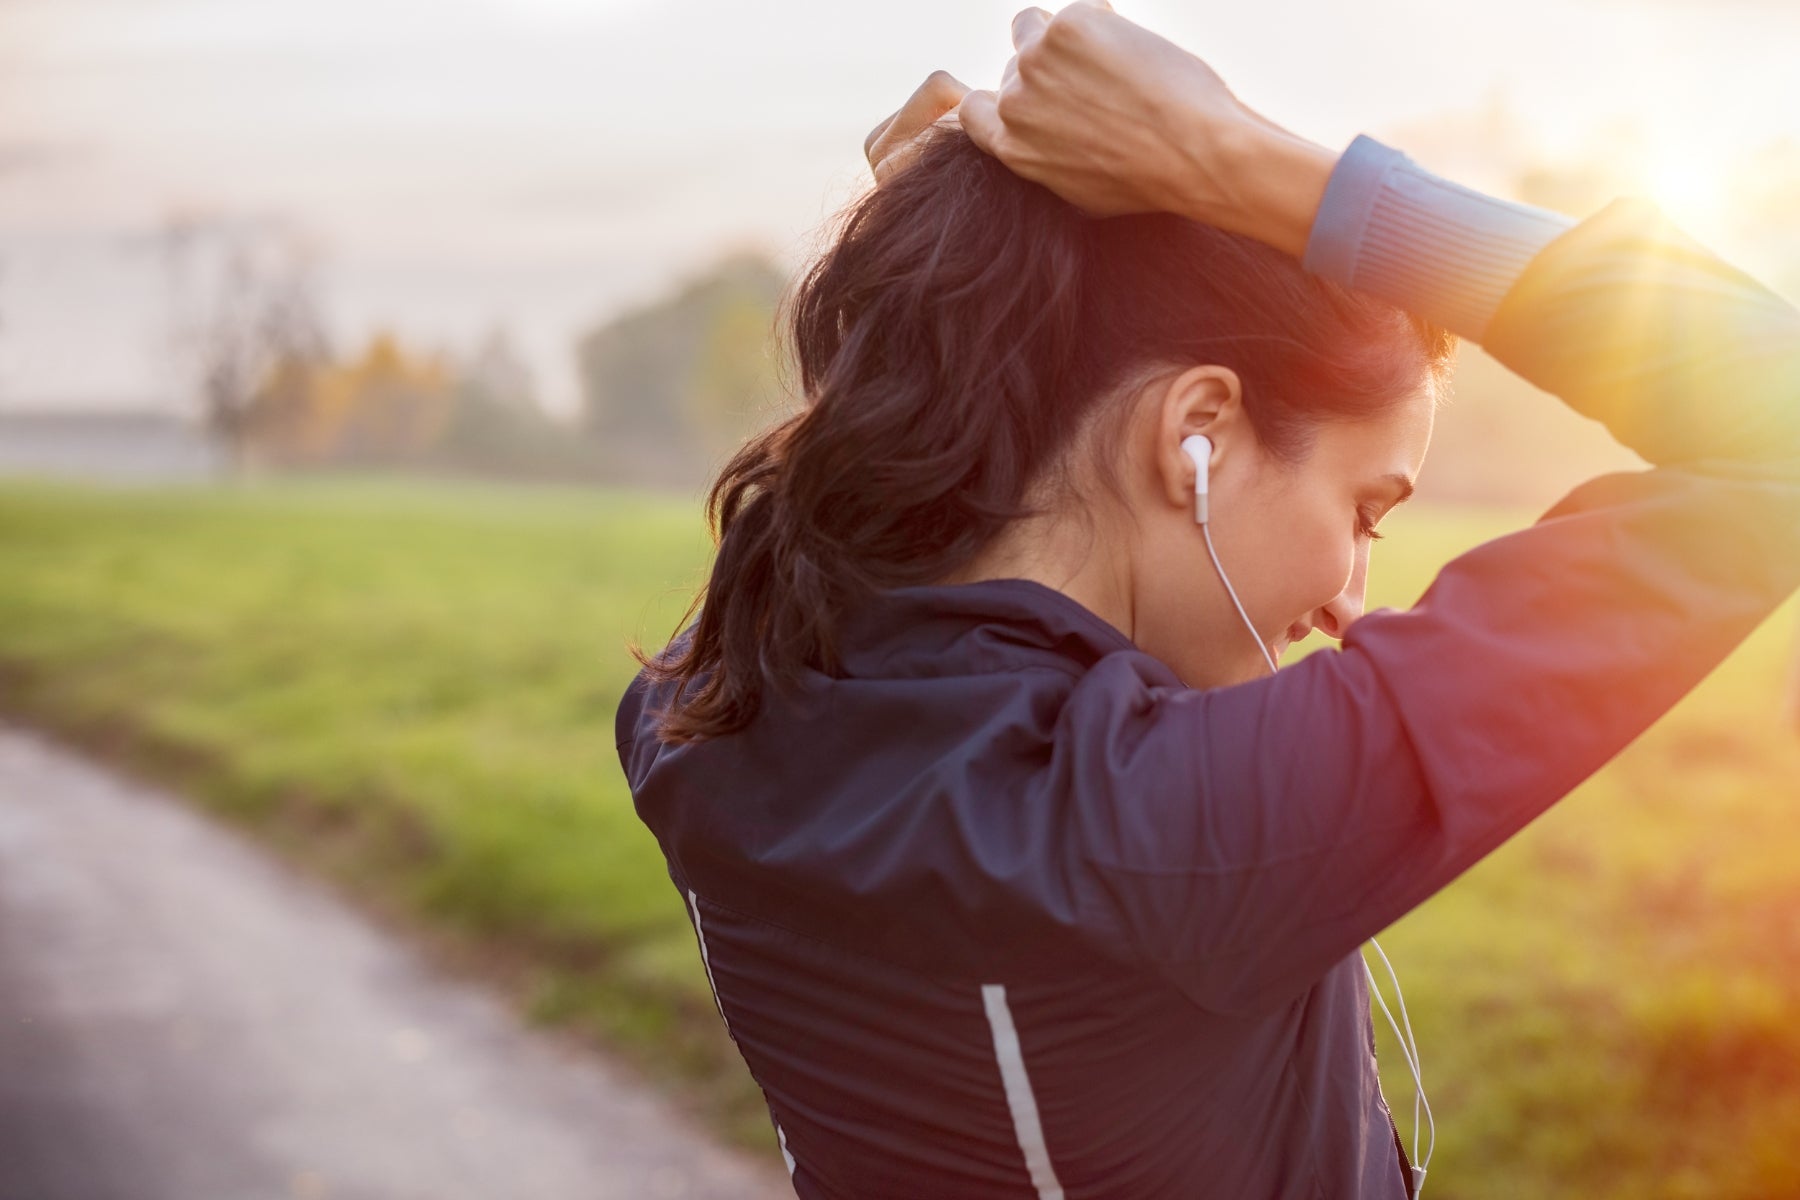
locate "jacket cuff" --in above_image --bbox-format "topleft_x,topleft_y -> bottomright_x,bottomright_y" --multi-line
1302,134 -> 1578,342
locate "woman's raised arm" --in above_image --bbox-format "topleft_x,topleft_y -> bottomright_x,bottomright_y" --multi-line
907,4 -> 1800,1012
1060,187 -> 1800,1012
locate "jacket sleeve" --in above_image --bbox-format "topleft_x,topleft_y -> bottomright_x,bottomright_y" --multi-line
1063,140 -> 1800,1017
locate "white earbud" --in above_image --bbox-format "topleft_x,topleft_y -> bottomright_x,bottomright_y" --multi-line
1179,434 -> 1212,525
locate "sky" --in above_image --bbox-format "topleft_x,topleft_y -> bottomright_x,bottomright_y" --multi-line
1,0 -> 1797,417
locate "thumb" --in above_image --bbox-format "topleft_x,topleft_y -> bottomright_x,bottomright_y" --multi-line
956,89 -> 1005,160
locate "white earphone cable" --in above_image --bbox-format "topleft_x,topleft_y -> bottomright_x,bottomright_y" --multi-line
1201,522 -> 1280,678
1197,486 -> 1434,1196
1364,940 -> 1435,1187
1366,937 -> 1431,1152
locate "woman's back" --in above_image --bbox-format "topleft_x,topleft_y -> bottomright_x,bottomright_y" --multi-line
623,579 -> 1412,1198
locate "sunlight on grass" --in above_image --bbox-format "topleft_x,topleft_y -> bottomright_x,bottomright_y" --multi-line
0,478 -> 1794,1194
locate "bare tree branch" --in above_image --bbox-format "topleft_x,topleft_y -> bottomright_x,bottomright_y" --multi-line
160,214 -> 329,474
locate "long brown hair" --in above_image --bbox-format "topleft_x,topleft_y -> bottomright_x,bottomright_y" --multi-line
634,127 -> 1455,744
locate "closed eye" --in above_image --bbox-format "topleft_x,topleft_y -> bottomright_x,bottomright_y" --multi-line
1358,473 -> 1414,541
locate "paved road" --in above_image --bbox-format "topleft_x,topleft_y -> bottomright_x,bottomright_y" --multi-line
0,726 -> 792,1200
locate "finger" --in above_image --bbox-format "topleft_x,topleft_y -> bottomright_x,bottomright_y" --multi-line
956,88 -> 1004,160
873,110 -> 962,184
865,68 -> 968,165
930,69 -> 970,100
867,70 -> 970,172
1000,51 -> 1019,90
1012,6 -> 1051,53
863,111 -> 900,162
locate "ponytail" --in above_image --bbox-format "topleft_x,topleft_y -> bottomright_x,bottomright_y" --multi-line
634,128 -> 1453,744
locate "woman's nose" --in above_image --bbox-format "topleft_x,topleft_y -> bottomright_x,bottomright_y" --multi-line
1313,589 -> 1365,642
1314,543 -> 1372,641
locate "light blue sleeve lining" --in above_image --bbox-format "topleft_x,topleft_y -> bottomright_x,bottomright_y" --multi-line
1302,134 -> 1579,342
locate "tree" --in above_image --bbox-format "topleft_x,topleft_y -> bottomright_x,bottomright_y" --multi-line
161,214 -> 330,474
431,327 -> 580,478
575,252 -> 790,468
689,284 -> 787,456
307,333 -> 454,466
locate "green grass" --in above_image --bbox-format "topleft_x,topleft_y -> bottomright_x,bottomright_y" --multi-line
0,477 -> 762,1138
0,477 -> 1796,1198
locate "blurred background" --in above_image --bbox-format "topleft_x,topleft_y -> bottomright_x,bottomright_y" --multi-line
4,0 -> 1799,497
1,2 -> 1798,1198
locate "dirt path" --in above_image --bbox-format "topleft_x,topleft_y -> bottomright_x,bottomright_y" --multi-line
0,725 -> 793,1200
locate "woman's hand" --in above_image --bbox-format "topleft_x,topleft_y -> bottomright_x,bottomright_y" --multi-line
956,2 -> 1340,259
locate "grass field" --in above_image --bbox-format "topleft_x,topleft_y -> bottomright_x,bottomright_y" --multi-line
0,476 -> 1796,1199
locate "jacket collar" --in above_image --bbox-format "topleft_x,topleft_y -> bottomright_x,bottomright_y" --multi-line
835,577 -> 1136,681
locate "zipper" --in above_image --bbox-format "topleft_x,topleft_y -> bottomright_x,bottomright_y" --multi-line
1385,1103 -> 1416,1200
1368,968 -> 1417,1200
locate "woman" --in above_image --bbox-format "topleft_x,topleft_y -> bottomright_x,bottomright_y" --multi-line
617,5 -> 1800,1197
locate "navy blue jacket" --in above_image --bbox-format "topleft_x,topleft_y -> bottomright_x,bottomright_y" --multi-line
617,137 -> 1800,1198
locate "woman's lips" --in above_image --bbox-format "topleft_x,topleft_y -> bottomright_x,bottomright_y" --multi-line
1269,622 -> 1312,664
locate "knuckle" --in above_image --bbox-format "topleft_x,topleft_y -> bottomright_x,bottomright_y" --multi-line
1043,10 -> 1080,47
955,92 -> 992,138
1015,40 -> 1046,78
1012,6 -> 1050,48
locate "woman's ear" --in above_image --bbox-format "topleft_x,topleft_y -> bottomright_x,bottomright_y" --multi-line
1153,365 -> 1243,513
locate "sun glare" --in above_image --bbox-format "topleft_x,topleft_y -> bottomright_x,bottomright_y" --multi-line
1640,140 -> 1737,235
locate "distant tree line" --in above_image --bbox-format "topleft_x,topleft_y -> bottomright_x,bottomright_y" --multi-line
237,326 -> 575,476
165,215 -> 793,486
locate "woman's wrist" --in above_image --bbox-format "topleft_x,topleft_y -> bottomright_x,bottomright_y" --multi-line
1189,119 -> 1340,260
